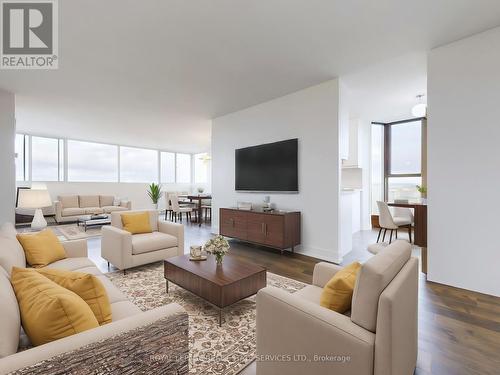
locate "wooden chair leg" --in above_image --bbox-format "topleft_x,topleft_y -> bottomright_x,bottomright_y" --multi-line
389,229 -> 393,244
395,229 -> 398,239
376,228 -> 382,243
382,228 -> 387,242
408,225 -> 412,243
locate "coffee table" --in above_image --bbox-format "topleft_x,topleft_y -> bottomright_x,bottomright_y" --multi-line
164,255 -> 266,326
77,215 -> 111,232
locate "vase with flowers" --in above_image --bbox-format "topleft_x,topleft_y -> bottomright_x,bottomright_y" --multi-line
204,235 -> 230,266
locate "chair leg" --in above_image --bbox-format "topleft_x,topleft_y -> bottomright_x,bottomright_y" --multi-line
389,230 -> 393,244
376,228 -> 382,243
408,225 -> 412,243
395,229 -> 398,239
107,261 -> 110,270
123,269 -> 126,275
382,228 -> 387,242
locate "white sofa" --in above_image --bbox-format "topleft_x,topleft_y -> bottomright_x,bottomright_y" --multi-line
0,223 -> 187,374
101,210 -> 184,273
54,195 -> 131,223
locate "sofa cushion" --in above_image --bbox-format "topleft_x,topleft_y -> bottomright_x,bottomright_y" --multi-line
62,207 -> 86,217
351,240 -> 411,332
11,267 -> 99,346
0,223 -> 26,276
84,207 -> 104,215
99,195 -> 114,207
0,267 -> 20,358
110,300 -> 142,321
122,212 -> 152,235
102,206 -> 128,214
59,195 -> 79,209
44,257 -> 96,272
37,268 -> 112,326
320,261 -> 361,313
79,195 -> 100,208
132,232 -> 178,255
16,229 -> 67,268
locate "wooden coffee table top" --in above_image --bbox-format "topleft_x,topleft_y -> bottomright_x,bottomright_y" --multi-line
164,254 -> 266,286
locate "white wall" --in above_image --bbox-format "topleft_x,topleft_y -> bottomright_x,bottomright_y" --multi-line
428,27 -> 500,296
0,90 -> 16,225
212,80 -> 343,262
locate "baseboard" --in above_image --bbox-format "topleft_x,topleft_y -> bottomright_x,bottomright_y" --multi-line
294,246 -> 342,264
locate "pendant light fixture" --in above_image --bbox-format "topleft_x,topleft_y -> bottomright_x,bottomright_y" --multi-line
411,94 -> 427,117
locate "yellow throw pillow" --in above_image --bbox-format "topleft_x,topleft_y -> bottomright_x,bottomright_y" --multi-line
320,262 -> 361,313
11,267 -> 99,346
37,268 -> 112,325
16,229 -> 66,268
121,212 -> 152,234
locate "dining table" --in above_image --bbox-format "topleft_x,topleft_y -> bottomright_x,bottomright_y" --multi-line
179,194 -> 212,227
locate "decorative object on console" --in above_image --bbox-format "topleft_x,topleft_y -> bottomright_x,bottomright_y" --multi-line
262,195 -> 273,211
197,187 -> 205,194
147,183 -> 162,209
237,201 -> 252,210
204,235 -> 230,266
17,189 -> 53,230
416,184 -> 427,203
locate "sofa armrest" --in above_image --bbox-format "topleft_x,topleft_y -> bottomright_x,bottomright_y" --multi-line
62,239 -> 88,258
312,262 -> 343,288
256,286 -> 374,375
101,226 -> 133,270
158,220 -> 184,256
54,201 -> 63,223
0,304 -> 188,374
120,200 -> 132,209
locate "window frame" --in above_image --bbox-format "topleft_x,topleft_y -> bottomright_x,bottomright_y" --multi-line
374,117 -> 426,201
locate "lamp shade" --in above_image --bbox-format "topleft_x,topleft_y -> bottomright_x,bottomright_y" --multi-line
17,189 -> 52,209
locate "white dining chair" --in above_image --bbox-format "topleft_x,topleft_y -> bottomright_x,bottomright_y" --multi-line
170,193 -> 193,223
376,201 -> 412,243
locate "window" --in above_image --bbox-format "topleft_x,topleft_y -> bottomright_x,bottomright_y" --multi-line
176,153 -> 191,183
160,152 -> 175,183
31,136 -> 62,181
194,153 -> 209,184
15,134 -> 28,181
389,122 -> 421,174
120,146 -> 158,183
68,140 -> 118,182
387,176 -> 422,202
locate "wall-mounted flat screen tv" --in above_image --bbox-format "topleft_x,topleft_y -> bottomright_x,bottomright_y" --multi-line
235,138 -> 298,192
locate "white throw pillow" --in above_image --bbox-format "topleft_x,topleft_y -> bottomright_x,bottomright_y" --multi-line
113,198 -> 121,206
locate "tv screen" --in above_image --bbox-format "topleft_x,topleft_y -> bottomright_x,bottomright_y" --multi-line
235,138 -> 298,192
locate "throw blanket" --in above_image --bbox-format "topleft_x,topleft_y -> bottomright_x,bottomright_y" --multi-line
10,312 -> 189,375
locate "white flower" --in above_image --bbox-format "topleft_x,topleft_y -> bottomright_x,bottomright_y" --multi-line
204,235 -> 230,255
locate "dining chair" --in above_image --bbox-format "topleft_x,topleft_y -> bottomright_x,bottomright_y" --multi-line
376,201 -> 412,243
170,193 -> 193,223
201,199 -> 211,222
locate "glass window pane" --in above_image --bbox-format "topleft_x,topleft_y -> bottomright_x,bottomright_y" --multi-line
176,153 -> 191,183
390,121 -> 421,174
160,152 -> 175,183
194,153 -> 209,184
15,134 -> 25,181
387,176 -> 422,202
68,140 -> 118,182
120,147 -> 158,183
371,125 -> 384,214
31,136 -> 60,181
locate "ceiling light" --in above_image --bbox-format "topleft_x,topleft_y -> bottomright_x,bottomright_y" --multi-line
411,94 -> 427,117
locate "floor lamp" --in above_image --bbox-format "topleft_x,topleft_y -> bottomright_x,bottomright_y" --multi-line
17,189 -> 53,230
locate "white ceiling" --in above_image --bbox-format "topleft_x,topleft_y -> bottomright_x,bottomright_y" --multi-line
1,0 -> 500,152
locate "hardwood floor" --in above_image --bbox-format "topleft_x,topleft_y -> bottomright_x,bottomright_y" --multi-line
84,220 -> 500,375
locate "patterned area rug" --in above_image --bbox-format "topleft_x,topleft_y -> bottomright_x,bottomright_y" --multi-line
52,224 -> 102,240
106,262 -> 306,375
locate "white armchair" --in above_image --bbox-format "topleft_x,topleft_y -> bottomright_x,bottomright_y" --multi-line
101,210 -> 184,273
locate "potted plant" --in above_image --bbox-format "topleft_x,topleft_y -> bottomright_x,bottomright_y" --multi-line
204,235 -> 230,266
416,185 -> 427,203
197,187 -> 204,195
147,182 -> 162,209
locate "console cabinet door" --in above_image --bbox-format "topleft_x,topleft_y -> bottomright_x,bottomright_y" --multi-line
220,210 -> 247,239
263,215 -> 284,248
247,214 -> 267,244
